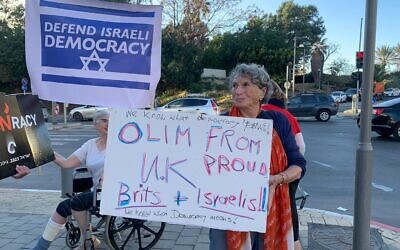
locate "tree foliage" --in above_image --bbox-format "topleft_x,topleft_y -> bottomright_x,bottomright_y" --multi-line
158,0 -> 249,92
203,16 -> 291,82
0,0 -> 26,90
265,0 -> 325,43
375,45 -> 396,71
159,24 -> 204,92
328,58 -> 348,76
203,1 -> 326,84
161,0 -> 248,39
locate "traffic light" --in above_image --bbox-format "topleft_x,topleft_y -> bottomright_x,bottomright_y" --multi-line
356,51 -> 364,69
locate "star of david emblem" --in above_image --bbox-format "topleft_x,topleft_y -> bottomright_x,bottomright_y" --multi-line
80,50 -> 109,72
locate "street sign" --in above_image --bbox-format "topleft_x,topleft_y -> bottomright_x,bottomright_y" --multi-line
21,85 -> 28,92
284,81 -> 291,89
21,78 -> 29,93
22,78 -> 28,86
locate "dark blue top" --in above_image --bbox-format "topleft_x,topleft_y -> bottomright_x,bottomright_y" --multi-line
257,110 -> 306,178
268,98 -> 286,109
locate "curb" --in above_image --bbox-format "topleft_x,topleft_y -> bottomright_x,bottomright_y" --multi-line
302,207 -> 400,233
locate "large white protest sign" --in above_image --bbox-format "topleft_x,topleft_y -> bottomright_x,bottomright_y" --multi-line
25,0 -> 162,108
100,109 -> 273,232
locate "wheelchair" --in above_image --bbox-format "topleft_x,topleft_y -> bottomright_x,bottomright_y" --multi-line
295,185 -> 309,210
65,168 -> 166,250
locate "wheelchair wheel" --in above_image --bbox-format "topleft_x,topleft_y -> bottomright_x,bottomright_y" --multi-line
65,224 -> 81,248
104,216 -> 165,250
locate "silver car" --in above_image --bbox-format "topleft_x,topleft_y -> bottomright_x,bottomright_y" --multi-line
384,88 -> 400,97
157,97 -> 220,115
69,105 -> 108,121
331,91 -> 347,103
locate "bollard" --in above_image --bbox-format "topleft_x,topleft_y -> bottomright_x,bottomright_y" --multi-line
352,94 -> 359,117
51,101 -> 58,125
63,103 -> 68,128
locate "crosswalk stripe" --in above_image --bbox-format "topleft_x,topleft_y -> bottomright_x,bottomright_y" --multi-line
51,142 -> 66,146
50,134 -> 96,137
50,138 -> 80,142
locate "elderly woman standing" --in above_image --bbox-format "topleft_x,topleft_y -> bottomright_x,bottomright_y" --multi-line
209,64 -> 306,250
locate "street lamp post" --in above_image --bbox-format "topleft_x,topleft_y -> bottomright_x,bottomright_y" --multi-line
292,36 -> 297,97
292,35 -> 308,96
285,64 -> 290,99
299,44 -> 306,93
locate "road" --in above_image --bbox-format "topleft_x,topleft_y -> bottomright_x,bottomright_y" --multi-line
299,115 -> 400,228
1,110 -> 399,228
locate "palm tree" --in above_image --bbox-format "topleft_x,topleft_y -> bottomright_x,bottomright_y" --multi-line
375,45 -> 396,71
394,43 -> 400,71
310,41 -> 327,85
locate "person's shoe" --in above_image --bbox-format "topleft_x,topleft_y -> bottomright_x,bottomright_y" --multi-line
93,237 -> 101,248
73,237 -> 101,250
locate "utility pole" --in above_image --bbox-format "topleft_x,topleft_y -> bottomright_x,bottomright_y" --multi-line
51,101 -> 57,125
285,64 -> 290,99
292,36 -> 297,97
292,35 -> 308,96
353,0 -> 377,249
299,44 -> 306,93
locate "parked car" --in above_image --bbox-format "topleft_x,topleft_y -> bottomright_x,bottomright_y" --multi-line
357,97 -> 400,140
345,88 -> 358,101
384,88 -> 400,97
156,97 -> 220,115
69,105 -> 108,121
287,93 -> 339,121
331,91 -> 347,103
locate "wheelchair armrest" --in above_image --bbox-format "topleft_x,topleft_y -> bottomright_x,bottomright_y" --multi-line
295,186 -> 309,210
75,168 -> 89,173
73,177 -> 93,193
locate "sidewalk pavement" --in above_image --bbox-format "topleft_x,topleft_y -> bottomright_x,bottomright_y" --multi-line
0,188 -> 399,250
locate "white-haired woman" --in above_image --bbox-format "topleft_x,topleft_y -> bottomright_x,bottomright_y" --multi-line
32,109 -> 109,250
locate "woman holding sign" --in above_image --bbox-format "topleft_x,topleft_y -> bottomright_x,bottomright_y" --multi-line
32,110 -> 109,250
209,64 -> 306,250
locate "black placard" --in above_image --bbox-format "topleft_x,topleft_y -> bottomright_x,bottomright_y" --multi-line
0,94 -> 54,180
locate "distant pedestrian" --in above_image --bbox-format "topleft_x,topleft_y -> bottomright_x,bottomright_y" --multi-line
372,94 -> 377,104
261,80 -> 305,155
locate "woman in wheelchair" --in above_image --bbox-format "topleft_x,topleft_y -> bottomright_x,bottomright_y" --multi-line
32,109 -> 109,250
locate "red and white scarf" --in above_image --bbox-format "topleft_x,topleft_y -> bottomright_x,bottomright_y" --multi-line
226,106 -> 294,250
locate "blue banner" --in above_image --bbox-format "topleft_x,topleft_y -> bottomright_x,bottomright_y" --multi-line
40,15 -> 153,75
26,0 -> 162,108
